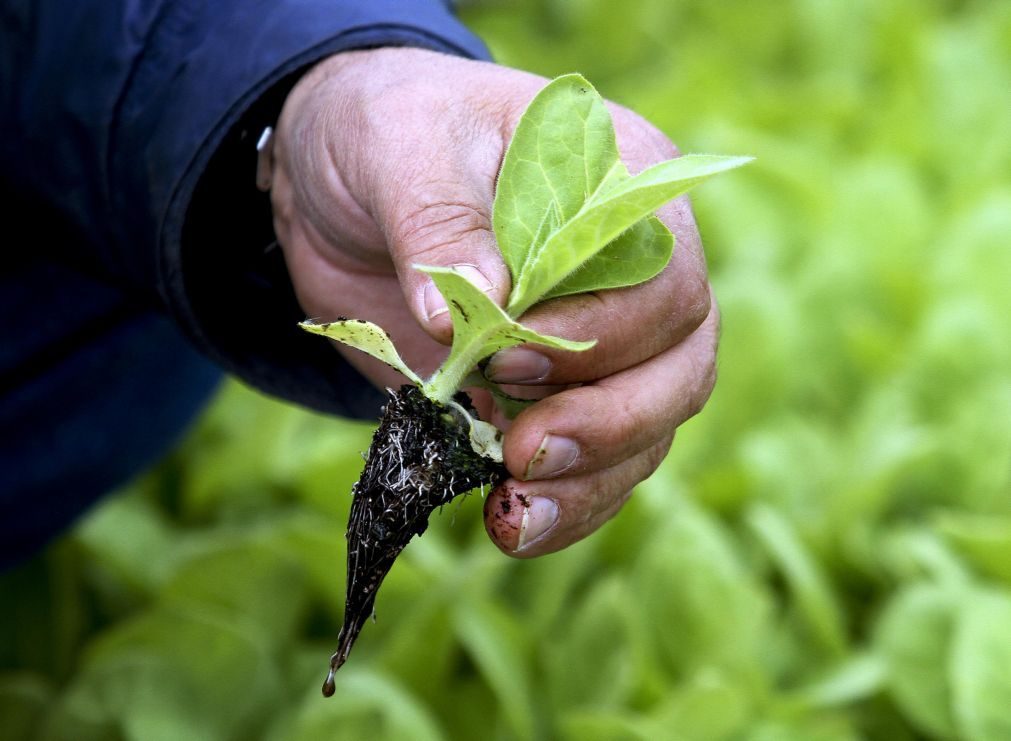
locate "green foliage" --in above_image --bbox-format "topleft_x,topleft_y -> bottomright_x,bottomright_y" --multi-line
299,319 -> 422,386
875,585 -> 961,738
4,1 -> 1010,739
417,265 -> 594,402
494,74 -> 746,315
503,152 -> 747,316
299,74 -> 744,406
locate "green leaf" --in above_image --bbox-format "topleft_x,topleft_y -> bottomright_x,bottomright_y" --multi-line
796,653 -> 886,708
446,400 -> 504,462
543,577 -> 641,710
937,512 -> 1011,585
161,540 -> 308,647
747,504 -> 847,657
75,493 -> 176,594
558,710 -> 653,741
508,153 -> 752,315
493,74 -> 621,284
646,671 -> 752,740
273,668 -> 445,741
875,584 -> 960,739
418,265 -> 594,402
633,497 -> 768,676
543,215 -> 672,301
0,673 -> 51,741
493,73 -> 750,317
951,589 -> 1011,741
453,599 -> 536,740
48,607 -> 280,741
747,717 -> 860,741
299,319 -> 422,385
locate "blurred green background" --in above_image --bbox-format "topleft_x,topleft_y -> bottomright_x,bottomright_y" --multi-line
3,0 -> 1010,739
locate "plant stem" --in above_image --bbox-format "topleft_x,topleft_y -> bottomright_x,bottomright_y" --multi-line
421,348 -> 483,405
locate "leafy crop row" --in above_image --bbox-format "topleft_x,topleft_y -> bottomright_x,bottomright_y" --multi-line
2,0 -> 1009,739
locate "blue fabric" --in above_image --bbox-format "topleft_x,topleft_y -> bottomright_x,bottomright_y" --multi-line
0,260 -> 223,569
0,0 -> 490,566
0,191 -> 223,568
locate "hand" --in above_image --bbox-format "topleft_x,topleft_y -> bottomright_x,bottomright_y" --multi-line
267,47 -> 718,558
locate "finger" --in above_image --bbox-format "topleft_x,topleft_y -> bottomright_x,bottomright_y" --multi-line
385,196 -> 513,344
362,93 -> 515,344
483,218 -> 709,385
274,165 -> 453,382
484,434 -> 673,558
482,103 -> 710,387
500,298 -> 720,482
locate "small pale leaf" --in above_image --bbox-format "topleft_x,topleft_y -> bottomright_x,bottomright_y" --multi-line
299,319 -> 422,385
448,401 -> 504,463
468,419 -> 504,464
416,265 -> 594,400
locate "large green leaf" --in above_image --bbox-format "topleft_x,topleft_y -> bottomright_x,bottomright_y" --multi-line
875,584 -> 960,739
507,153 -> 751,315
641,670 -> 752,740
46,608 -> 280,741
796,654 -> 886,709
493,74 -> 620,284
543,577 -> 641,710
453,599 -> 536,740
937,512 -> 1011,585
633,495 -> 768,677
951,589 -> 1011,741
418,265 -> 595,401
493,73 -> 750,316
271,668 -> 445,741
747,504 -> 847,657
543,215 -> 672,301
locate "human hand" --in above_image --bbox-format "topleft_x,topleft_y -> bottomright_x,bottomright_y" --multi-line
267,47 -> 718,558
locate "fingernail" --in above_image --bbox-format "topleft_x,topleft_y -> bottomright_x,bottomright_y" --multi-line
485,347 -> 552,383
423,264 -> 494,320
423,280 -> 449,320
525,434 -> 579,480
517,496 -> 559,551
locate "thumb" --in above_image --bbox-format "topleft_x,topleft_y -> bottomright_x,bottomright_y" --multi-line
382,191 -> 512,345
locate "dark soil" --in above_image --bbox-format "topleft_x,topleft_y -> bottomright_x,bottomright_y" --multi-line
322,385 -> 507,697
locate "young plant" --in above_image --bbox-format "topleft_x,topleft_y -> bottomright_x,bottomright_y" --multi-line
300,74 -> 750,695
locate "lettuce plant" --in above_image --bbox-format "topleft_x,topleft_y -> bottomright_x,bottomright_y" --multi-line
300,74 -> 748,694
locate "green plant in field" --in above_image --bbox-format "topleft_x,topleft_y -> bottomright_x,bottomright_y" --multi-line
297,73 -> 747,689
301,73 -> 748,427
6,2 -> 1011,737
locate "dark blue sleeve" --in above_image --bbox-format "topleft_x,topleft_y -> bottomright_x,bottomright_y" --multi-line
0,0 -> 491,417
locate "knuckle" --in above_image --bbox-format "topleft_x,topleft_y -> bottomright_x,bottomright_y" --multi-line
642,440 -> 671,476
682,275 -> 713,332
393,199 -> 492,259
687,353 -> 718,420
611,389 -> 651,452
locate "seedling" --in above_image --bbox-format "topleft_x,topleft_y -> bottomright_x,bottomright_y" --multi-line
300,74 -> 749,695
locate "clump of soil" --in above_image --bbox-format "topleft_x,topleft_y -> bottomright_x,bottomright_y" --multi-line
322,385 -> 507,696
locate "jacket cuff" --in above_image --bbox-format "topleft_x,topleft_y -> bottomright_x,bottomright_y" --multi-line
114,1 -> 490,418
